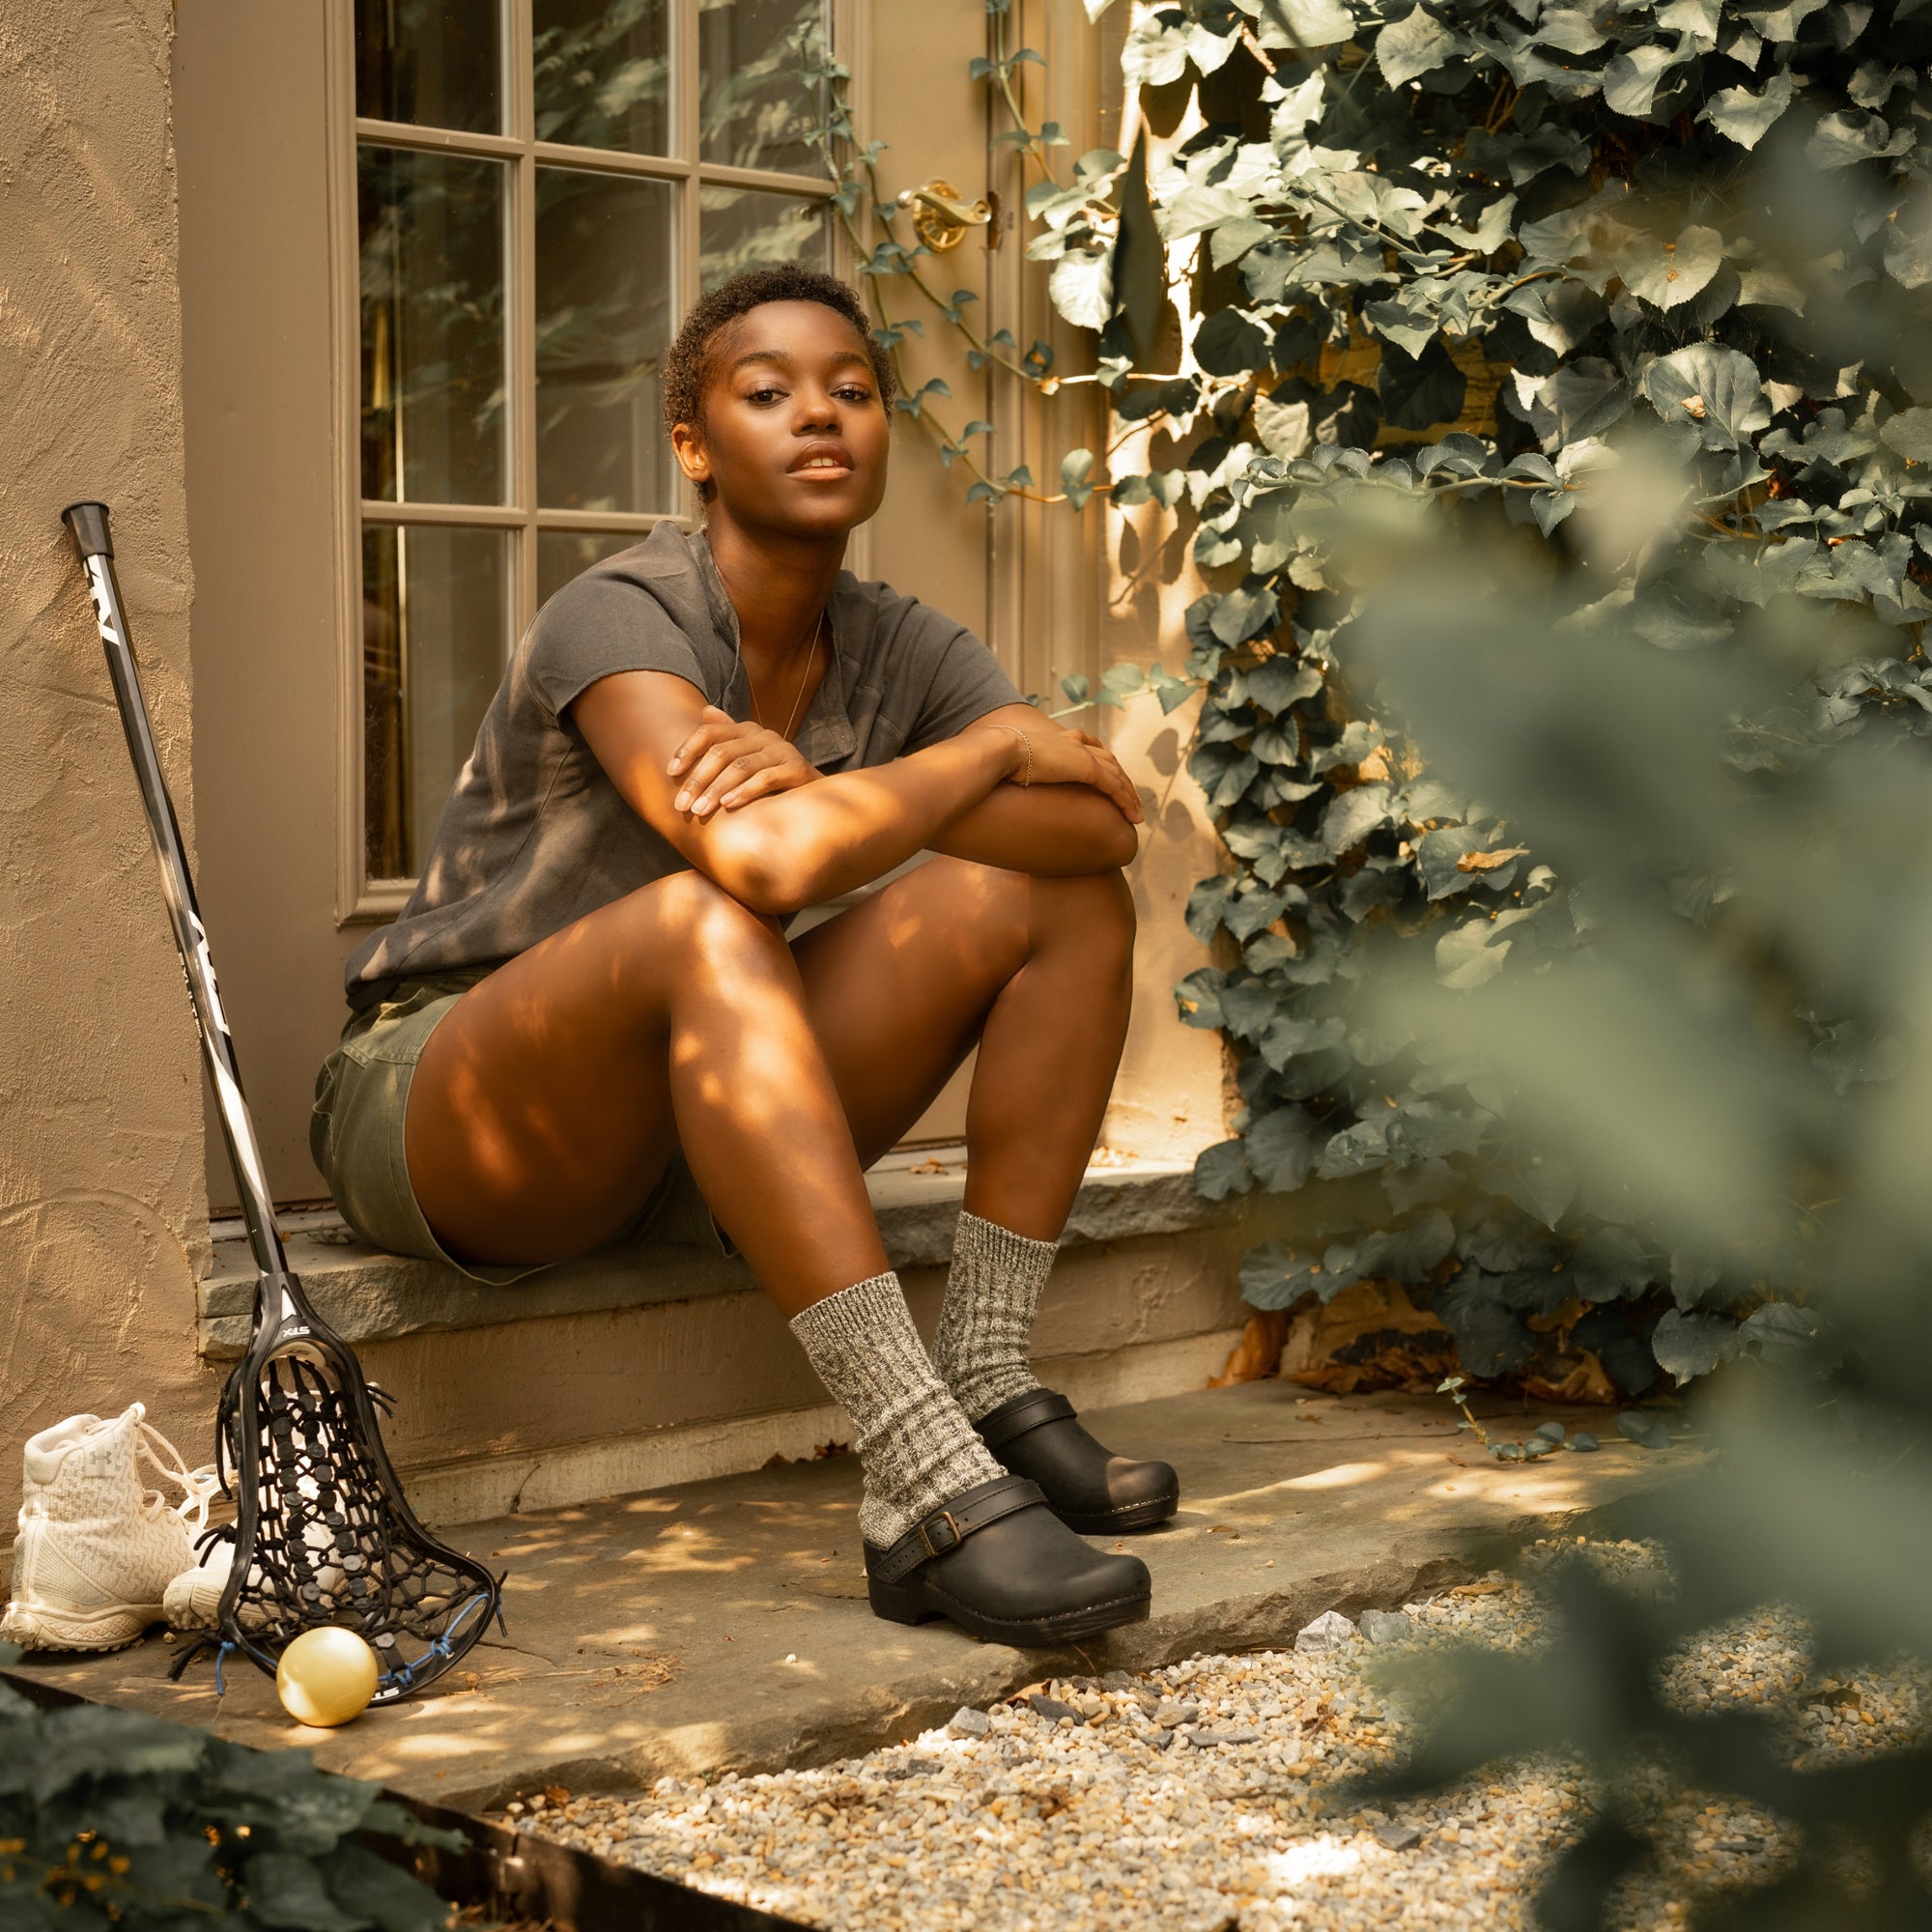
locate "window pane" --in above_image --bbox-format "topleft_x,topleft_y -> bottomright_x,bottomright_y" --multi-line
537,529 -> 652,606
535,167 -> 677,514
362,525 -> 509,880
699,184 -> 830,294
533,0 -> 671,156
359,147 -> 507,504
698,0 -> 828,174
355,0 -> 502,133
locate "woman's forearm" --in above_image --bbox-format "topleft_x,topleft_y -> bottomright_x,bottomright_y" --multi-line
705,724 -> 1020,911
929,782 -> 1141,876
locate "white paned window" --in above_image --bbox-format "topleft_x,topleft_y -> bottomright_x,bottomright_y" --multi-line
351,0 -> 836,887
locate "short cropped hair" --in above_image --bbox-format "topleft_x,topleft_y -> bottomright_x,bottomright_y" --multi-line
661,267 -> 896,500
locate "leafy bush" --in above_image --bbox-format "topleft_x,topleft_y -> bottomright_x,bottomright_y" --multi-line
813,0 -> 1932,1393
1321,395 -> 1932,1927
0,1651 -> 452,1929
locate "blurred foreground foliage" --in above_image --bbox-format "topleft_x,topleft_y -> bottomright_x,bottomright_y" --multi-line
819,0 -> 1932,1394
0,1654 -> 454,1929
1328,412 -> 1932,1927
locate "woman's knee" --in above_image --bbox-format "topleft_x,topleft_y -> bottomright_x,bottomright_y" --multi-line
622,869 -> 789,980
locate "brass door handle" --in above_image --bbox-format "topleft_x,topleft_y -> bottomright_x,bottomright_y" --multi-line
895,179 -> 993,252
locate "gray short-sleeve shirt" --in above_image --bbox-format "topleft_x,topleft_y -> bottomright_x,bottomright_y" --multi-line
343,523 -> 1022,1009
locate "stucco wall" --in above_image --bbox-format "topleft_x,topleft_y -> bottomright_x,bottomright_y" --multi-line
0,4 -> 214,1529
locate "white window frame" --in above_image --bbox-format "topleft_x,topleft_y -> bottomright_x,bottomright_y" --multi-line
324,0 -> 868,920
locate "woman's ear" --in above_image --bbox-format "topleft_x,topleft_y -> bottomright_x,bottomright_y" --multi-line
670,418 -> 710,489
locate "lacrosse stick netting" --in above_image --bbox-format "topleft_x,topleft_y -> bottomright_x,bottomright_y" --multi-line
64,501 -> 502,1703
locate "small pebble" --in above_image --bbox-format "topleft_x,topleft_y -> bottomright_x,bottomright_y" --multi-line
1294,1609 -> 1357,1655
947,1707 -> 990,1740
1376,1822 -> 1423,1851
1361,1609 -> 1415,1645
1027,1694 -> 1084,1725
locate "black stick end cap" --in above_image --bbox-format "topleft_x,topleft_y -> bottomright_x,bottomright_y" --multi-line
62,501 -> 113,560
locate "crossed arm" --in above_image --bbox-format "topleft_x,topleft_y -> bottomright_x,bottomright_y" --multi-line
572,670 -> 1143,917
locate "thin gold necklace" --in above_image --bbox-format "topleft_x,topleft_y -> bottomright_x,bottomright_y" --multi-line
752,608 -> 825,742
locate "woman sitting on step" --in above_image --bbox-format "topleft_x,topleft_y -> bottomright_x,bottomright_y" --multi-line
312,265 -> 1177,1646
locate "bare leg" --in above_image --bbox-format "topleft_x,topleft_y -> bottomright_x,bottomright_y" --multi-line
789,857 -> 1136,1239
405,869 -> 887,1317
406,858 -> 1133,1309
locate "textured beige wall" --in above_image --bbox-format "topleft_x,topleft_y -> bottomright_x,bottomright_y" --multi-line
0,4 -> 215,1528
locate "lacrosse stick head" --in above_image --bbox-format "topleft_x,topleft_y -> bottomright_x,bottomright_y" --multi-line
212,1272 -> 500,1704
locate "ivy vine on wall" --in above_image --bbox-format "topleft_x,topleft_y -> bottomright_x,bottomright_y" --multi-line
800,0 -> 1932,1394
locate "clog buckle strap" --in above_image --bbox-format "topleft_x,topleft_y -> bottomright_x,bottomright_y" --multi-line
920,1511 -> 963,1559
871,1474 -> 1048,1585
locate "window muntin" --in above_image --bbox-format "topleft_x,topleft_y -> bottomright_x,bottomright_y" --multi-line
352,0 -> 834,899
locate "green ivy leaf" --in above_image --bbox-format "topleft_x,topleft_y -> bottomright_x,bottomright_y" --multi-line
1651,1308 -> 1742,1382
1617,224 -> 1724,311
1319,782 -> 1395,857
1738,1300 -> 1820,1361
1247,1104 -> 1321,1191
1379,338 -> 1467,432
1049,246 -> 1115,331
1377,6 -> 1461,87
1238,1240 -> 1325,1309
1698,67 -> 1794,148
1184,875 -> 1236,942
1060,446 -> 1098,509
1174,966 -> 1227,1029
1195,307 -> 1270,376
1640,344 -> 1771,450
1264,0 -> 1354,46
1879,408 -> 1932,463
1435,915 -> 1513,989
1246,656 -> 1324,712
1436,1274 -> 1536,1375
1806,109 -> 1914,170
1194,1137 -> 1254,1200
1209,582 -> 1282,645
1602,41 -> 1694,119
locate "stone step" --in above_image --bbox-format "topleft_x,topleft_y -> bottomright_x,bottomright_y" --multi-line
21,1384 -> 1696,1812
197,1149 -> 1256,1522
199,1148 -> 1237,1357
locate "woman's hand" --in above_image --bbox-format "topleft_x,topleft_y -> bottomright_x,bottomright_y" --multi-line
668,706 -> 821,819
980,718 -> 1144,827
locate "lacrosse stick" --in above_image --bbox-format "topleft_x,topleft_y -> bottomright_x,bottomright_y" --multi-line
63,501 -> 502,1704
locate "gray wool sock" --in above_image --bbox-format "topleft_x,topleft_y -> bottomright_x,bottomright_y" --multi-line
789,1271 -> 1003,1549
931,1210 -> 1060,1422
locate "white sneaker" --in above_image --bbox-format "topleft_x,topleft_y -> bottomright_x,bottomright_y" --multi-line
161,1537 -> 274,1634
1,1404 -> 219,1652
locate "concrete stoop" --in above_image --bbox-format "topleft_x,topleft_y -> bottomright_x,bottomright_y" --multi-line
198,1148 -> 1256,1525
24,1383 -> 1695,1811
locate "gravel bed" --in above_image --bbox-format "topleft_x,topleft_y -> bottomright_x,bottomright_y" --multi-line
498,1540 -> 1926,1931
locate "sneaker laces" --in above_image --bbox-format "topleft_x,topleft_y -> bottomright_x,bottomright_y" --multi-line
133,1419 -> 221,1538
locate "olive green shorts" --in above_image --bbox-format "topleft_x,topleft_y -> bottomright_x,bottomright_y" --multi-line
309,969 -> 729,1284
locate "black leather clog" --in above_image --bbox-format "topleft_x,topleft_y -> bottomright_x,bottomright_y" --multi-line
975,1387 -> 1179,1534
864,1473 -> 1151,1645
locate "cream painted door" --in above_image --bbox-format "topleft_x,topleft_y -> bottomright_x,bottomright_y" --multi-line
176,0 -> 1032,1211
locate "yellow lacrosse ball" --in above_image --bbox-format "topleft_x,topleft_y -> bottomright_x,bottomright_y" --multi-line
275,1627 -> 380,1728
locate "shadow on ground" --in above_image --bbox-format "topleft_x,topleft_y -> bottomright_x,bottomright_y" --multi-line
23,1383 -> 1690,1808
